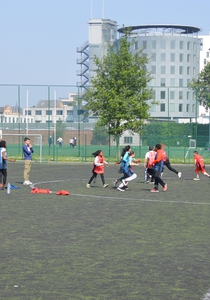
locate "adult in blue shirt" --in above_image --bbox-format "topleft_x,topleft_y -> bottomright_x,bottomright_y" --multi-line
23,137 -> 34,185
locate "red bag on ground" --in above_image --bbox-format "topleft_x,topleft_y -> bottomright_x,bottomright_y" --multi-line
56,190 -> 70,196
31,187 -> 51,194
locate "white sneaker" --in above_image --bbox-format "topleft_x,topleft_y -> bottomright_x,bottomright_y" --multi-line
86,183 -> 90,188
178,172 -> 182,178
117,187 -> 125,192
28,180 -> 33,184
193,178 -> 200,180
23,180 -> 30,185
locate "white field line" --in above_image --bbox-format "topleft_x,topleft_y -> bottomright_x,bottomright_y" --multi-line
31,179 -> 210,205
70,193 -> 210,205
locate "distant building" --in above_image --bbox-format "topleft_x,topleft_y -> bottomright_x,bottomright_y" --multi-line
0,105 -> 33,124
22,93 -> 87,123
199,33 -> 210,71
77,20 -> 210,125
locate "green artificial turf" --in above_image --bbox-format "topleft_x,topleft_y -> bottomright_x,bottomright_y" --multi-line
0,163 -> 210,299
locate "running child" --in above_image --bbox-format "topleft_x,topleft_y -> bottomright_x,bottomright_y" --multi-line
160,144 -> 181,178
86,150 -> 109,188
193,151 -> 210,180
151,144 -> 167,192
117,151 -> 139,192
114,145 -> 140,188
144,145 -> 155,183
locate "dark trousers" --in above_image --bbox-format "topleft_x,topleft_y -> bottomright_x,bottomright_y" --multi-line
88,172 -> 105,185
154,170 -> 165,189
164,159 -> 178,174
147,168 -> 155,182
0,169 -> 7,186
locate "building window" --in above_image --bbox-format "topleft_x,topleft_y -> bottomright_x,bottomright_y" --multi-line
200,38 -> 203,51
193,42 -> 197,51
170,66 -> 175,74
170,53 -> 175,62
160,78 -> 166,87
77,109 -> 84,115
161,66 -> 166,74
179,53 -> 183,62
193,68 -> 196,76
179,104 -> 183,112
151,90 -> 156,100
187,67 -> 190,75
180,41 -> 184,50
124,137 -> 132,144
179,79 -> 183,87
25,110 -> 31,115
134,41 -> 138,50
179,66 -> 183,75
170,40 -> 175,49
160,103 -> 165,111
170,103 -> 175,112
179,91 -> 183,100
186,104 -> 190,112
187,54 -> 190,63
187,41 -> 191,50
161,53 -> 166,62
207,52 -> 209,58
35,110 -> 42,115
151,65 -> 156,74
161,40 -> 166,49
192,104 -> 195,112
170,78 -> 175,86
151,78 -> 156,86
170,91 -> 175,100
160,91 -> 166,100
56,110 -> 63,115
46,110 -> 52,115
204,59 -> 207,65
67,110 -> 73,115
193,55 -> 196,63
151,53 -> 156,62
187,91 -> 190,100
143,40 -> 147,49
46,120 -> 52,123
152,40 -> 156,49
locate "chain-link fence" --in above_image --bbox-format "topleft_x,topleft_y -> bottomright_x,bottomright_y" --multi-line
1,84 -> 210,163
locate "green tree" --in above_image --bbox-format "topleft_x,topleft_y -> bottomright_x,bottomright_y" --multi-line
91,121 -> 109,145
85,31 -> 152,151
56,118 -> 66,140
189,61 -> 210,107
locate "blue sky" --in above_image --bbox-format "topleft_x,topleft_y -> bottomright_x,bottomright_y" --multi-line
0,0 -> 210,106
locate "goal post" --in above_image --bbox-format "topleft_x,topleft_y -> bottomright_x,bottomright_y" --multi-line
1,133 -> 43,163
185,139 -> 196,159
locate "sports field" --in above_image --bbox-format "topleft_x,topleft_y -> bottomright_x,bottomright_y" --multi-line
1,162 -> 210,300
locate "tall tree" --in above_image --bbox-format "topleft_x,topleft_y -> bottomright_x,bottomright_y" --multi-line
189,61 -> 210,107
85,31 -> 152,149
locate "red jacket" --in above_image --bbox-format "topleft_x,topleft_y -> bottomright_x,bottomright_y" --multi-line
153,149 -> 163,165
93,155 -> 106,174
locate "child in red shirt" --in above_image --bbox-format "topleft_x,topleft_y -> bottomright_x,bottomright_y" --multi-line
193,151 -> 210,180
86,150 -> 109,188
